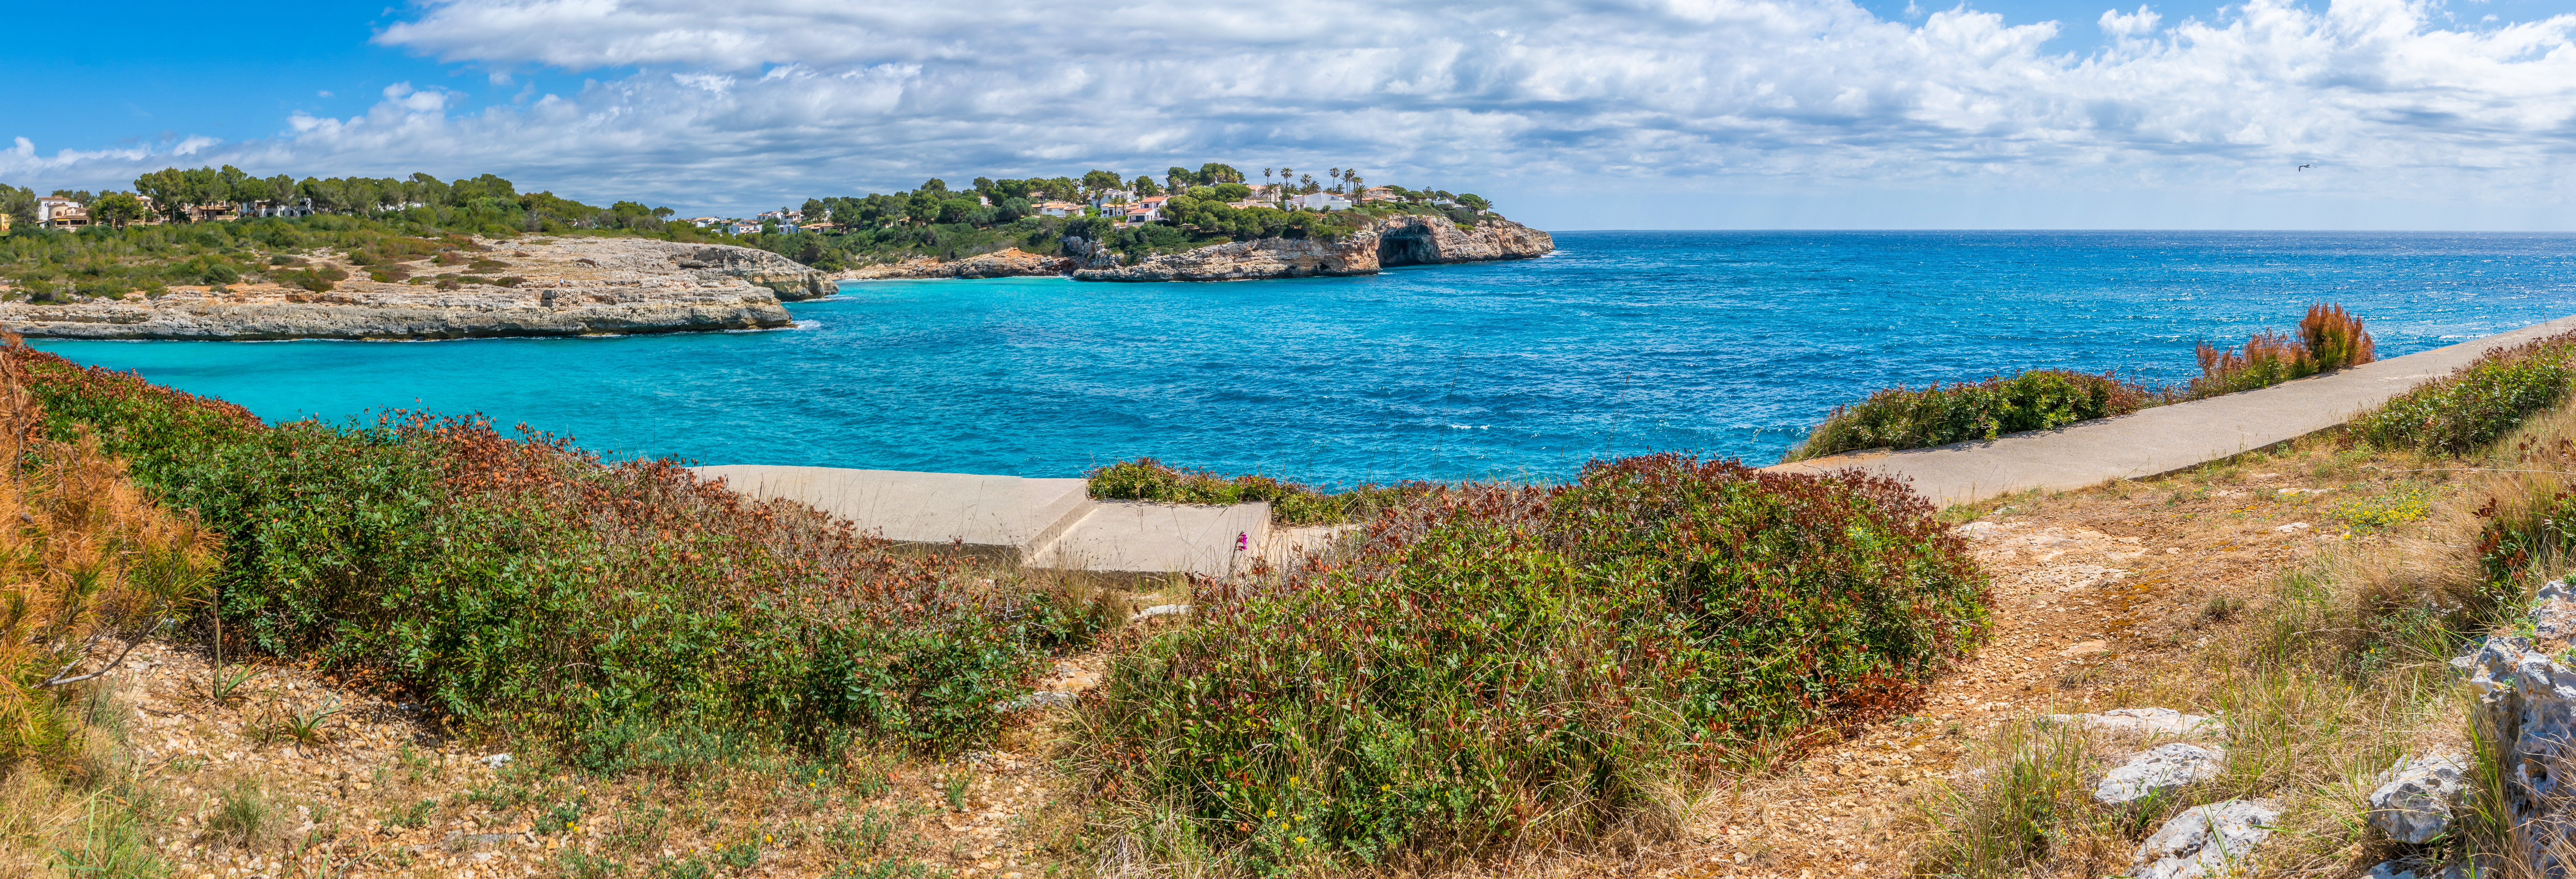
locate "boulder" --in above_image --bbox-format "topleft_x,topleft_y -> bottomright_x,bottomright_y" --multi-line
2452,580 -> 2576,877
2046,707 -> 2230,740
2132,799 -> 2279,879
2096,743 -> 2228,805
2366,860 -> 2473,879
2369,755 -> 2468,844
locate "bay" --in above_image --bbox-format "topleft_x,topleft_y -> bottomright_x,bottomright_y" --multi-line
32,230 -> 2576,487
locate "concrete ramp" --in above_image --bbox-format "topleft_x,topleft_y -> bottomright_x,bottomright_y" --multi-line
693,465 -> 1090,563
1029,501 -> 1272,578
696,464 -> 1314,577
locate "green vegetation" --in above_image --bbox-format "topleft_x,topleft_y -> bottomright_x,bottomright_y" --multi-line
2353,329 -> 2576,455
1086,458 -> 1430,526
5,343 -> 1099,756
1,166 -> 740,300
1785,369 -> 2152,462
781,162 -> 1499,269
1789,303 -> 2378,462
1087,455 -> 1986,872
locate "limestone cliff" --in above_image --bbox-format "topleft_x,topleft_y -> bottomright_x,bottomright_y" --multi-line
0,238 -> 826,341
1073,214 -> 1551,282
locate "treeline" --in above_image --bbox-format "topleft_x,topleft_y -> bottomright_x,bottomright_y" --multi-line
1,165 -> 695,237
0,167 -> 740,300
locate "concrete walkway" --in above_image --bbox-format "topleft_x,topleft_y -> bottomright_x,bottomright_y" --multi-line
694,464 -> 1305,577
1763,315 -> 2576,508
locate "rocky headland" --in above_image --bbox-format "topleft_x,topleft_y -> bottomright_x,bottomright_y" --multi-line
0,238 -> 829,341
1076,214 -> 1552,281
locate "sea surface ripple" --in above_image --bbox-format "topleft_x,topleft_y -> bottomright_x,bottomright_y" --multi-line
32,230 -> 2576,487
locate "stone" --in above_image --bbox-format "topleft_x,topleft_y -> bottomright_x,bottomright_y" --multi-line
2365,860 -> 2474,879
2368,755 -> 2468,844
2452,584 -> 2576,878
1129,604 -> 1191,623
1000,691 -> 1076,713
481,752 -> 512,769
1954,521 -> 2005,540
2132,799 -> 2279,879
0,238 -> 826,340
2095,743 -> 2228,805
2044,707 -> 2230,740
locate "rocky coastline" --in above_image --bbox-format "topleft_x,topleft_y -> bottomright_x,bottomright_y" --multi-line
1077,213 -> 1550,282
0,238 -> 829,341
826,214 -> 1552,284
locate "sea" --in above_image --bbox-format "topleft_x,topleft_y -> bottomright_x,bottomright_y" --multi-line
29,230 -> 2576,488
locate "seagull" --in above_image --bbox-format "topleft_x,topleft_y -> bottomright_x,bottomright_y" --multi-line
2298,164 -> 2313,171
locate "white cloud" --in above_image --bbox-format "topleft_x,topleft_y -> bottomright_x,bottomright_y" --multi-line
7,0 -> 2576,226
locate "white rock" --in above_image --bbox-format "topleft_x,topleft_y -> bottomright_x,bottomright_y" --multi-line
2096,743 -> 2228,805
2044,707 -> 2230,739
1955,521 -> 2005,540
481,752 -> 512,768
2273,521 -> 2313,533
1129,604 -> 1192,623
2366,860 -> 2473,879
2369,755 -> 2468,844
2133,799 -> 2279,879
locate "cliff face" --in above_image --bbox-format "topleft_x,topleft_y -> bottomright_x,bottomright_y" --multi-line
833,248 -> 1073,281
1073,214 -> 1551,282
0,238 -> 820,341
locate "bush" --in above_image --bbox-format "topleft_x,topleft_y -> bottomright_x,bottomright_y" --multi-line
2353,332 -> 2576,456
1786,370 -> 2151,461
1087,455 -> 1986,871
0,363 -> 220,770
1087,458 -> 1429,526
2190,303 -> 2376,398
6,342 -> 1084,753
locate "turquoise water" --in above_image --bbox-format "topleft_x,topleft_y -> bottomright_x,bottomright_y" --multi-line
31,230 -> 2576,485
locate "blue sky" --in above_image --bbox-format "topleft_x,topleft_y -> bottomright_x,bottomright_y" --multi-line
10,0 -> 2576,229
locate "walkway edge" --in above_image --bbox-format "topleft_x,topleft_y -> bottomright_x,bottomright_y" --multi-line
1761,316 -> 2576,509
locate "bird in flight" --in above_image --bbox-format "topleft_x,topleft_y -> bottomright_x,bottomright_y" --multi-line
2298,164 -> 2313,171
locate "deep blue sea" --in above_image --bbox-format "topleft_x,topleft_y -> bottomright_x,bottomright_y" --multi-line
30,231 -> 2576,486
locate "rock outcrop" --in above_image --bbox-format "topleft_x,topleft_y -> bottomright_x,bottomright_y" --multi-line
2369,755 -> 2468,845
2047,707 -> 2231,740
2133,800 -> 2279,879
0,237 -> 829,341
2453,579 -> 2576,875
834,248 -> 1074,280
1073,214 -> 1553,282
2094,743 -> 2227,805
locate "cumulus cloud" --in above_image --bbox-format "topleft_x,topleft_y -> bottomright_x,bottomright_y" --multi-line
6,0 -> 2574,224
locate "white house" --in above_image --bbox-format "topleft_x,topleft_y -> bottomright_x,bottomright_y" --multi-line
1090,189 -> 1135,212
1035,200 -> 1083,218
35,196 -> 85,227
1291,193 -> 1354,212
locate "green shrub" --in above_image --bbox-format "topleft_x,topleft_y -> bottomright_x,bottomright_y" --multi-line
2354,333 -> 2576,456
1086,458 -> 1428,526
1786,370 -> 2152,461
1087,455 -> 1986,871
8,343 -> 1083,754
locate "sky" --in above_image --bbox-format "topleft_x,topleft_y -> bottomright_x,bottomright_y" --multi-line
6,0 -> 2576,230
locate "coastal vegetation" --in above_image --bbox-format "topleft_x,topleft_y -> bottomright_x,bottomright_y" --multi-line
1786,303 -> 2379,460
2353,328 -> 2576,455
1086,455 -> 1985,872
1086,458 -> 1428,526
2,341 -> 1100,756
0,168 -> 736,300
776,162 -> 1500,269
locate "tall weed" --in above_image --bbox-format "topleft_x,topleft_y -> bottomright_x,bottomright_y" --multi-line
2189,303 -> 2378,398
1087,458 -> 1430,526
